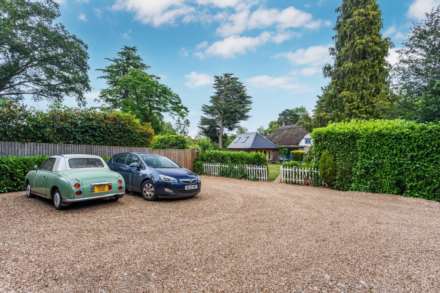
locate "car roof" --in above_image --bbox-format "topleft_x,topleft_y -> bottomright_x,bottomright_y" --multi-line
50,154 -> 103,159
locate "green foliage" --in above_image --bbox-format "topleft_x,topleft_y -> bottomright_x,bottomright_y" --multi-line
151,134 -> 189,149
315,0 -> 392,126
194,150 -> 267,173
283,161 -> 313,168
319,151 -> 336,187
0,101 -> 154,147
291,150 -> 305,162
0,156 -> 47,193
99,47 -> 188,133
0,0 -> 90,104
313,120 -> 440,200
277,107 -> 313,131
200,73 -> 252,148
278,147 -> 289,158
260,106 -> 313,135
394,7 -> 440,122
193,137 -> 217,153
198,150 -> 267,165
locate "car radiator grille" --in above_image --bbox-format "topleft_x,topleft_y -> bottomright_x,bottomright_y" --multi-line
179,178 -> 197,184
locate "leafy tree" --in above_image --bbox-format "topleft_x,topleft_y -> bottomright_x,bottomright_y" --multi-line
236,126 -> 248,135
393,6 -> 440,122
0,0 -> 90,103
99,47 -> 188,133
259,106 -> 313,135
99,46 -> 148,107
199,73 -> 252,148
277,106 -> 313,130
314,0 -> 392,125
151,134 -> 189,149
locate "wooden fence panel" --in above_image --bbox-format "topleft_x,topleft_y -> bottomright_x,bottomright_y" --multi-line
0,141 -> 198,170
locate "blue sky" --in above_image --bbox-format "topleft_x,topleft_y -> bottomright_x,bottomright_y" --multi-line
31,0 -> 438,136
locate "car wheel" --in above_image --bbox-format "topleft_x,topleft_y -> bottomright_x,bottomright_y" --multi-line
25,183 -> 34,198
141,181 -> 158,201
52,190 -> 64,210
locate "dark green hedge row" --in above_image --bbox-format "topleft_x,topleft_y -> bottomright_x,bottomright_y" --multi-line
194,150 -> 267,173
0,156 -> 48,193
313,120 -> 440,200
0,102 -> 154,147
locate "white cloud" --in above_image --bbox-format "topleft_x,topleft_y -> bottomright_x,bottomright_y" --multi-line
384,26 -> 406,42
185,72 -> 213,88
197,32 -> 271,58
218,6 -> 326,36
276,45 -> 331,76
271,31 -> 300,44
196,31 -> 295,59
196,0 -> 243,8
280,45 -> 331,66
387,48 -> 400,66
408,0 -> 440,20
112,0 -> 194,26
78,13 -> 88,22
299,67 -> 322,77
247,74 -> 303,91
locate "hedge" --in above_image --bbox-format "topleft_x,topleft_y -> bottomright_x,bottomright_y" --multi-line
0,156 -> 48,193
0,102 -> 154,147
312,120 -> 440,200
291,150 -> 305,162
194,150 -> 267,173
151,134 -> 189,149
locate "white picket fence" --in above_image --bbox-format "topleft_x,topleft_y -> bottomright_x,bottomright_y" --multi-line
280,166 -> 323,186
202,163 -> 268,181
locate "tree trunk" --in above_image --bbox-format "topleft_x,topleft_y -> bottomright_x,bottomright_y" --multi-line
218,120 -> 224,149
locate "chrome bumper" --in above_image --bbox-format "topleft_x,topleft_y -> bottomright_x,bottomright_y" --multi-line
63,193 -> 124,203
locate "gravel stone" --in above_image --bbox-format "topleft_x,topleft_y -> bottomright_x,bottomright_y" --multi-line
1,176 -> 440,292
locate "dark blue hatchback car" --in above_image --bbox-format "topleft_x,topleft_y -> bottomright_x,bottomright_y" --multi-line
108,152 -> 201,200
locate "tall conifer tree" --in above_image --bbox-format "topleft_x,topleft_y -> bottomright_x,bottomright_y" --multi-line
315,0 -> 392,126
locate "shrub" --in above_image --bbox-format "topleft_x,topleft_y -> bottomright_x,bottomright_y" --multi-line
151,134 -> 189,149
319,151 -> 336,187
283,161 -> 313,168
291,150 -> 305,161
0,156 -> 48,193
313,120 -> 440,200
194,150 -> 267,174
197,150 -> 267,165
0,102 -> 154,147
279,148 -> 290,159
193,137 -> 217,153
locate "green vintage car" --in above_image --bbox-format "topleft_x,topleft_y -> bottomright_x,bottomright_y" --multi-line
25,154 -> 125,209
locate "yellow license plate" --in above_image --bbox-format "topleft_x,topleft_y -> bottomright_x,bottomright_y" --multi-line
93,184 -> 110,193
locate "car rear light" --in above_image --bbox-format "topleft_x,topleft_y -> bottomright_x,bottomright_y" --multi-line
75,190 -> 82,196
73,183 -> 81,189
118,179 -> 123,186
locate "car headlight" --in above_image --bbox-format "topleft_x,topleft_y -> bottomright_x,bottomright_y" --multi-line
196,175 -> 201,183
159,175 -> 178,183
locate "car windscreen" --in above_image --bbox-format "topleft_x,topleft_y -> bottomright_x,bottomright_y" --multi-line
68,158 -> 105,169
140,155 -> 179,168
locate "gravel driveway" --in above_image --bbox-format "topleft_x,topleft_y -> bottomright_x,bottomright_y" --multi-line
1,176 -> 440,292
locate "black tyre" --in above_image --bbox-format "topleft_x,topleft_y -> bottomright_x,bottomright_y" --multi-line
141,180 -> 158,201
